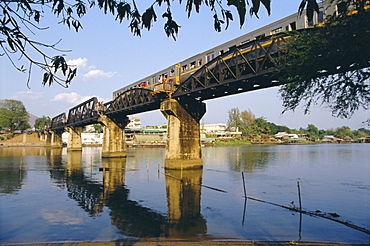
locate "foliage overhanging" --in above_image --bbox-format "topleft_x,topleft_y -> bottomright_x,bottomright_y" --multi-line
276,0 -> 370,119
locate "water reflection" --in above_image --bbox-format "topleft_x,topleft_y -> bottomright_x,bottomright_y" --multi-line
44,151 -> 207,238
0,156 -> 25,194
165,168 -> 206,237
1,145 -> 368,243
226,147 -> 273,172
0,146 -> 49,156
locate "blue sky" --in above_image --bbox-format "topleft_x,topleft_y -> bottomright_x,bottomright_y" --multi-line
1,1 -> 368,130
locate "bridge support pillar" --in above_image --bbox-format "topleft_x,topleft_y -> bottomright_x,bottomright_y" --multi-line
39,132 -> 46,141
160,99 -> 206,169
51,131 -> 63,148
45,132 -> 52,146
99,115 -> 129,158
66,126 -> 83,151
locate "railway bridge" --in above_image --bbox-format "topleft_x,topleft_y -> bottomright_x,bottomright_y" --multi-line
42,32 -> 367,169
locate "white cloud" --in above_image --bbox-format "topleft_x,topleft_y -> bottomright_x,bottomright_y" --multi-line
51,92 -> 110,105
12,91 -> 45,100
82,69 -> 117,80
67,58 -> 95,70
41,209 -> 83,225
51,92 -> 91,104
66,58 -> 117,81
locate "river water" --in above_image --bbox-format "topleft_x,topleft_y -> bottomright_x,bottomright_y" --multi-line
0,144 -> 369,244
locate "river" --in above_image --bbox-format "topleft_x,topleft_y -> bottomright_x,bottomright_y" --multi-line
0,144 -> 369,244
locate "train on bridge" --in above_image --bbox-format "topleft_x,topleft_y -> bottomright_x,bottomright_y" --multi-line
113,0 -> 338,99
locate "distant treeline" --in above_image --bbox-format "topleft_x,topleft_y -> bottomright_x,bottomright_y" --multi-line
226,108 -> 369,140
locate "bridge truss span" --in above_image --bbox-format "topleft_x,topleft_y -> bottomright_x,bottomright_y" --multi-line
51,113 -> 67,131
105,88 -> 165,116
173,34 -> 290,101
66,97 -> 100,127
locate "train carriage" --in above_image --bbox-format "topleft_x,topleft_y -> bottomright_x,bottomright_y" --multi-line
113,0 -> 342,99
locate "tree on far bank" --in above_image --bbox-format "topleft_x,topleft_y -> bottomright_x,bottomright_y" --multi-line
92,124 -> 102,132
34,116 -> 52,129
335,126 -> 353,139
306,124 -> 319,139
227,108 -> 274,136
0,99 -> 30,132
227,108 -> 243,132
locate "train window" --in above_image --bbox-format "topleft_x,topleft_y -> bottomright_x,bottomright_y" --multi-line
336,2 -> 346,15
219,50 -> 224,55
228,45 -> 236,51
140,81 -> 147,87
198,59 -> 202,66
182,64 -> 188,72
318,7 -> 324,23
190,61 -> 196,69
206,52 -> 214,62
151,76 -> 156,84
159,73 -> 168,83
170,69 -> 175,77
270,27 -> 282,35
289,22 -> 296,30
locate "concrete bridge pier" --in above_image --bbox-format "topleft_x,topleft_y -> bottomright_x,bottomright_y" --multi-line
43,131 -> 52,146
39,132 -> 46,142
99,115 -> 129,158
160,99 -> 206,169
50,130 -> 63,148
66,126 -> 83,151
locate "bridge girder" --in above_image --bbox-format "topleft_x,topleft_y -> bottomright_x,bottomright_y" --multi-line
173,34 -> 289,101
50,113 -> 67,131
104,88 -> 165,116
66,97 -> 100,127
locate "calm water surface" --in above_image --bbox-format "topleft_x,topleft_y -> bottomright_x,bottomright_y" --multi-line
0,144 -> 369,244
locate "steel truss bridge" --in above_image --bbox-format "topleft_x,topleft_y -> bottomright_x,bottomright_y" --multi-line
49,31 -> 367,130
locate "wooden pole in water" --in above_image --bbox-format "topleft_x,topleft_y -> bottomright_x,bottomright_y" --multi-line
242,172 -> 247,198
297,181 -> 302,210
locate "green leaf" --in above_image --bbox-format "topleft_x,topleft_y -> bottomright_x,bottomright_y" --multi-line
186,0 -> 193,18
33,10 -> 40,23
225,10 -> 233,30
227,0 -> 246,27
298,0 -> 307,16
163,10 -> 180,40
142,6 -> 157,31
250,0 -> 260,18
116,2 -> 131,22
42,72 -> 50,86
261,0 -> 271,15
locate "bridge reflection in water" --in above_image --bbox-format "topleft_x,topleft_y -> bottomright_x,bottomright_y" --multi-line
48,150 -> 207,238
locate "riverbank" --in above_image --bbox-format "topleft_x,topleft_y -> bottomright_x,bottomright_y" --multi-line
13,240 -> 368,246
1,133 -> 366,148
0,132 -> 47,147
